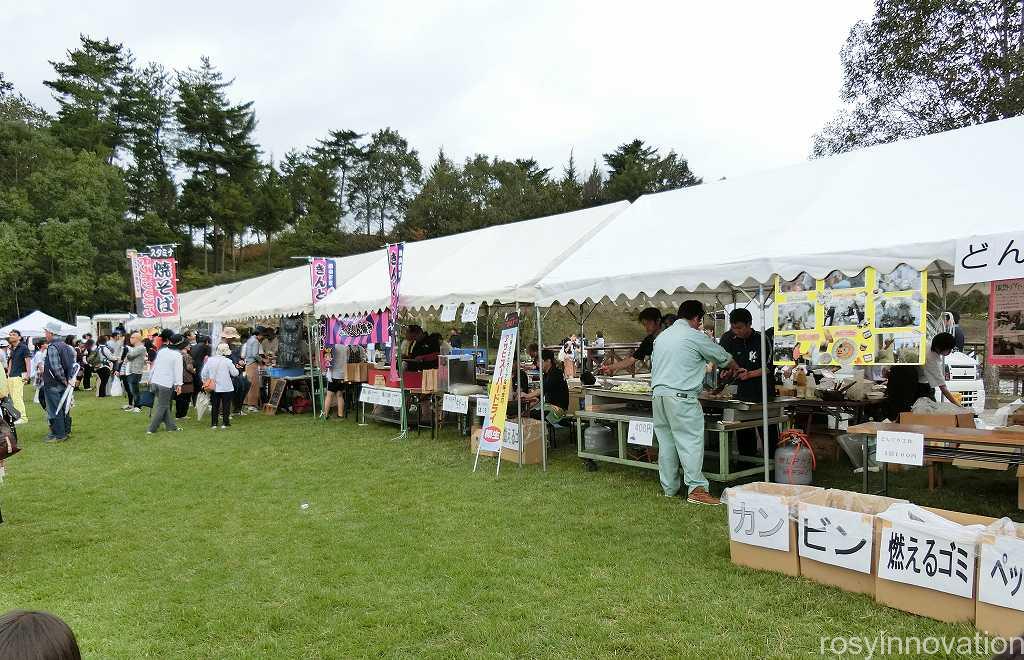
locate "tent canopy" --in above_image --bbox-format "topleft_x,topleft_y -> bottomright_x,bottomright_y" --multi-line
0,310 -> 80,339
315,201 -> 629,317
210,251 -> 387,322
535,117 -> 1024,306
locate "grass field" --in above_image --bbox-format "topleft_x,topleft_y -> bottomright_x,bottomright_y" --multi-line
0,391 -> 1017,658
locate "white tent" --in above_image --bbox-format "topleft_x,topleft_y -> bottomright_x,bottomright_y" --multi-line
210,252 -> 386,322
0,310 -> 81,339
315,201 -> 630,317
535,117 -> 1024,305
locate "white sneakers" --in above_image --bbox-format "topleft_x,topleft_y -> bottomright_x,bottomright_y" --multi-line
121,404 -> 132,411
130,407 -> 142,413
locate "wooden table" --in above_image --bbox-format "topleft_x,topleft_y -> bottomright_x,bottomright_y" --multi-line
848,422 -> 1024,507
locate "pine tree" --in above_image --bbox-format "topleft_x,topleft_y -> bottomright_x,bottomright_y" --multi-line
44,35 -> 131,159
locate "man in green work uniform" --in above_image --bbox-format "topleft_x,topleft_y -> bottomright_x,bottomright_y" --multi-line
652,300 -> 737,506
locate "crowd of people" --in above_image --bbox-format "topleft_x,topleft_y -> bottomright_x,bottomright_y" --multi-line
0,322 -> 294,440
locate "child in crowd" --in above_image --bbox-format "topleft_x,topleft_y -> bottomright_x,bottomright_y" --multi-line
0,609 -> 81,659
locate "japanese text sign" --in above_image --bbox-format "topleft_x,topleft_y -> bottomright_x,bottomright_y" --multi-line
798,503 -> 874,573
878,523 -> 976,598
989,279 -> 1024,366
502,421 -> 520,451
440,303 -> 458,323
877,431 -> 924,466
627,419 -> 654,447
728,491 -> 790,551
359,386 -> 382,404
479,312 -> 519,453
386,243 -> 404,380
442,393 -> 469,414
133,252 -> 178,318
325,311 -> 390,346
461,302 -> 480,323
980,535 -> 1024,612
956,232 -> 1024,285
309,257 -> 337,303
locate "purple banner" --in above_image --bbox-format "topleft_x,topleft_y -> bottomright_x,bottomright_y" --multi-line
326,311 -> 390,346
309,257 -> 337,303
387,243 -> 405,380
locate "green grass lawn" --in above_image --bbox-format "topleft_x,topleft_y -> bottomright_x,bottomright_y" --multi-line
0,391 -> 1016,658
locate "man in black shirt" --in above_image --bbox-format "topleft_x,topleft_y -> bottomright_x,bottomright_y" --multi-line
524,350 -> 570,425
599,307 -> 663,375
718,308 -> 774,402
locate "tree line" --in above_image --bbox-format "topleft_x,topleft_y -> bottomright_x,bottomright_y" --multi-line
2,1 -> 1021,320
0,36 -> 700,320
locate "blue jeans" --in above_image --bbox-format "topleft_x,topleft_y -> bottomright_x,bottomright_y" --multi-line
124,373 -> 142,408
44,384 -> 70,439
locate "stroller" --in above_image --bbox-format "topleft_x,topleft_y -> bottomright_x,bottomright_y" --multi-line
0,395 -> 22,524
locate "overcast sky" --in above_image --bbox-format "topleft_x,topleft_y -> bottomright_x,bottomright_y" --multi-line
2,1 -> 874,180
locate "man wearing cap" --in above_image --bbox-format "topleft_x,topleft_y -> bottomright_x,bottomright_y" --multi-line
6,329 -> 32,425
147,333 -> 185,434
651,300 -> 736,506
42,321 -> 77,442
242,327 -> 265,412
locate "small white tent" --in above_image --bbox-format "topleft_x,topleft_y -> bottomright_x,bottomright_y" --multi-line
0,310 -> 81,339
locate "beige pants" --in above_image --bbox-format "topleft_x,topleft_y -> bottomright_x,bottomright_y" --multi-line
244,363 -> 261,407
8,376 -> 27,420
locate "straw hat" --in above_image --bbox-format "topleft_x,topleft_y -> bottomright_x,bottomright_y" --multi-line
217,342 -> 231,356
220,326 -> 241,340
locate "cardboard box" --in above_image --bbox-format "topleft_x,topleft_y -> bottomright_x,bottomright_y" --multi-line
727,482 -> 822,577
345,363 -> 369,382
470,418 -> 543,465
899,412 -> 975,429
798,490 -> 906,596
874,506 -> 995,624
368,367 -> 399,388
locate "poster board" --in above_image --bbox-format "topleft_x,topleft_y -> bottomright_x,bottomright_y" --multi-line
989,279 -> 1024,366
774,265 -> 927,367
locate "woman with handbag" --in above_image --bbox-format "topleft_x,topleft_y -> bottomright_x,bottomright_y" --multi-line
175,348 -> 196,419
200,343 -> 239,429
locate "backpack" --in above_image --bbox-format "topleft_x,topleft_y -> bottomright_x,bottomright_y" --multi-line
87,349 -> 101,368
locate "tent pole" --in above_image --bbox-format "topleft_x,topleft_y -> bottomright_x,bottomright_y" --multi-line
758,283 -> 771,482
536,304 -> 547,472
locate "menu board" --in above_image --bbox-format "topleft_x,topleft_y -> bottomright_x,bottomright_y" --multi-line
774,265 -> 927,367
277,317 -> 303,368
989,279 -> 1024,366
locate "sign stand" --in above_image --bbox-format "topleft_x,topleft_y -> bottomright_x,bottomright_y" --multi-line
473,312 -> 520,475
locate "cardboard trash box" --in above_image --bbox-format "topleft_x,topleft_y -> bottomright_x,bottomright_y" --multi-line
471,418 -> 543,465
725,482 -> 823,577
797,490 -> 906,596
874,504 -> 995,624
345,363 -> 369,382
977,520 -> 1024,638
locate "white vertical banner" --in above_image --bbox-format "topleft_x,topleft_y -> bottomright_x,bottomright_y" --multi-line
477,312 -> 519,455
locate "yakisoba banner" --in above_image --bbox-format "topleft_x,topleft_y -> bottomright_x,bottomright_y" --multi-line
774,265 -> 927,367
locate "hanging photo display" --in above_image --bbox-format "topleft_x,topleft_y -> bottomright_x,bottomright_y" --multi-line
989,279 -> 1024,366
774,265 -> 927,366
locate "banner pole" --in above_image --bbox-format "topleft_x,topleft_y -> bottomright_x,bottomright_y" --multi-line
759,283 -> 771,482
535,304 -> 547,472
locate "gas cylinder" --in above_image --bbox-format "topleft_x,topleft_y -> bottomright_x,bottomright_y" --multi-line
583,423 -> 616,453
774,430 -> 815,485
